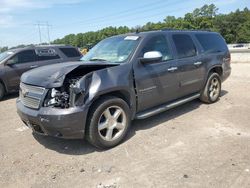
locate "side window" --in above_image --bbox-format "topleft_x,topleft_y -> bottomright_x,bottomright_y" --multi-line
11,50 -> 36,64
59,48 -> 81,58
141,35 -> 173,61
36,48 -> 60,61
195,33 -> 227,53
172,34 -> 197,59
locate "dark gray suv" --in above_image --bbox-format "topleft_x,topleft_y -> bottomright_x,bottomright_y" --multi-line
0,45 -> 82,100
16,30 -> 231,149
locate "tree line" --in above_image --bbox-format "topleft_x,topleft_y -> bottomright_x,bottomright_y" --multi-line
1,4 -> 250,52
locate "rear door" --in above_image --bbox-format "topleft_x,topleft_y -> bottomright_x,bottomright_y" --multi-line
133,34 -> 180,112
171,33 -> 206,97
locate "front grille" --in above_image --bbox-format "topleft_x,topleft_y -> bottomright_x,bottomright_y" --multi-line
19,83 -> 46,109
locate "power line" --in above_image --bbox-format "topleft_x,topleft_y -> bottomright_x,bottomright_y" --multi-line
52,0 -> 192,32
60,0 -> 168,25
54,0 -> 186,28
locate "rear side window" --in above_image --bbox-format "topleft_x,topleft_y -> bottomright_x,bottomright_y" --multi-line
141,35 -> 173,61
195,33 -> 227,53
59,48 -> 81,58
36,48 -> 60,61
172,34 -> 197,59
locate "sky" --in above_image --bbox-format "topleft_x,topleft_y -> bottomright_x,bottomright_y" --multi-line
0,0 -> 249,47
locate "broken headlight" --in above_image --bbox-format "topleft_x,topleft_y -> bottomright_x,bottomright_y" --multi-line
44,88 -> 70,108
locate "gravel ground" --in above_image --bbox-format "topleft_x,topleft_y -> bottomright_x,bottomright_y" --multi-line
0,63 -> 250,188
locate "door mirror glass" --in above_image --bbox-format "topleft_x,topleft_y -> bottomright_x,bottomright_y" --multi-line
140,51 -> 163,64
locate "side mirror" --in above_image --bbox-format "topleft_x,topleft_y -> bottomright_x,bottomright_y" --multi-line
140,51 -> 163,64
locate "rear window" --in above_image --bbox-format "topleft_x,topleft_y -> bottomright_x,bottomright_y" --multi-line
59,48 -> 81,58
195,33 -> 227,53
172,34 -> 197,59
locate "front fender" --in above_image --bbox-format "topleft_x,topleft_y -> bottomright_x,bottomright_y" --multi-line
76,63 -> 137,119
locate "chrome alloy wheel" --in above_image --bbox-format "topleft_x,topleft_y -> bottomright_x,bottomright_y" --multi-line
209,77 -> 220,101
98,106 -> 127,141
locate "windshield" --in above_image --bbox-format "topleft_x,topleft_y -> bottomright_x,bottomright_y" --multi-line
81,36 -> 139,63
0,51 -> 14,63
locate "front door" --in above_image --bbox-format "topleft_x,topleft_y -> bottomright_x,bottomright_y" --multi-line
5,50 -> 38,90
133,34 -> 180,112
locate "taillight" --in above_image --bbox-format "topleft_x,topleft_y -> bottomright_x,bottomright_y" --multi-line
228,53 -> 231,64
224,53 -> 231,64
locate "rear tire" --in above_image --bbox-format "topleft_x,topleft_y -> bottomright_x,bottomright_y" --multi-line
86,96 -> 131,149
200,73 -> 221,104
0,82 -> 5,101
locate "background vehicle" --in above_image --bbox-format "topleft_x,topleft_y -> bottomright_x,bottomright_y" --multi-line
80,48 -> 88,55
16,30 -> 231,149
0,45 -> 82,100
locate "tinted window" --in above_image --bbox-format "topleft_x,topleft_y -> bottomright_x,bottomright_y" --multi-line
142,35 -> 173,61
35,48 -> 60,61
196,33 -> 227,53
60,48 -> 81,58
12,50 -> 36,64
173,34 -> 197,58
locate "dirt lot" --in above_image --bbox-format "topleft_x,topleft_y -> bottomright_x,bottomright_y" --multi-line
0,63 -> 250,188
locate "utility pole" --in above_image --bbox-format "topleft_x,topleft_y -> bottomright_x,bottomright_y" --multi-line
46,22 -> 51,45
35,21 -> 52,45
37,22 -> 42,44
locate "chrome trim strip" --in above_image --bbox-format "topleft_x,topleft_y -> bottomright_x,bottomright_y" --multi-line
139,86 -> 157,93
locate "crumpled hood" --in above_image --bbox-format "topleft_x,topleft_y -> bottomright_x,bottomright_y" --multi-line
21,61 -> 117,88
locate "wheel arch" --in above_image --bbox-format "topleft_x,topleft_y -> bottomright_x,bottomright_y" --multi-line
86,89 -> 136,122
208,66 -> 223,78
0,78 -> 7,93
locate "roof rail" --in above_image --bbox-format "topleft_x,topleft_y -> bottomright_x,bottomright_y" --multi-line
34,44 -> 70,47
161,28 -> 212,32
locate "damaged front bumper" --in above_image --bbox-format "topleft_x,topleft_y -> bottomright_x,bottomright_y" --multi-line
16,98 -> 88,139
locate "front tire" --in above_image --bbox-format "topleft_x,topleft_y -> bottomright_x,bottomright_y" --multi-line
200,72 -> 221,104
0,82 -> 5,101
86,96 -> 131,149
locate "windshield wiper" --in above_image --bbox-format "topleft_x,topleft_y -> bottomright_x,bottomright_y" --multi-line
89,58 -> 107,61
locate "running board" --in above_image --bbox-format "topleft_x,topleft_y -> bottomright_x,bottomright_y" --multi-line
135,93 -> 200,119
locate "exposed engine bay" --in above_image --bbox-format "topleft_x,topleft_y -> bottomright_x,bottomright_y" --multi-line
43,64 -> 117,108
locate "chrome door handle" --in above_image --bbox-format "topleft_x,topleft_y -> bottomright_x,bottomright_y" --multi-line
30,65 -> 38,68
194,62 -> 203,66
168,67 -> 178,72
